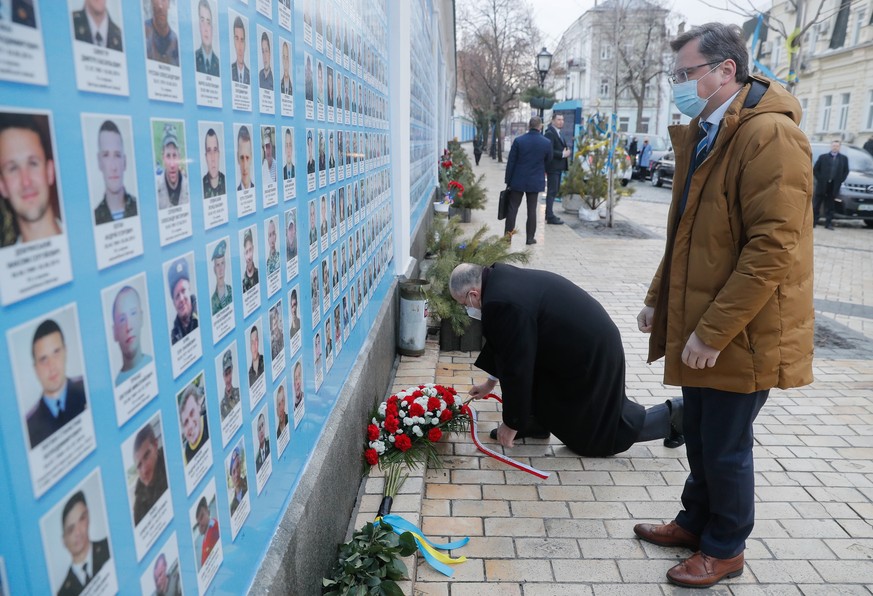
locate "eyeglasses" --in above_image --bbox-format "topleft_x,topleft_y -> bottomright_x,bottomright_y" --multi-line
669,60 -> 722,85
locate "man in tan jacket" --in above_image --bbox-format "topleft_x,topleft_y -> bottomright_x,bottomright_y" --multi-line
634,23 -> 814,588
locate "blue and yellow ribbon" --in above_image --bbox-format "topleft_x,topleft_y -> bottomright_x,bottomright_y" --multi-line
376,514 -> 469,576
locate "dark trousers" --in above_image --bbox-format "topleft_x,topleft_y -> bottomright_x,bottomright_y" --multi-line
545,171 -> 562,219
675,386 -> 769,559
813,190 -> 835,226
474,152 -> 482,165
635,400 -> 672,442
504,190 -> 538,240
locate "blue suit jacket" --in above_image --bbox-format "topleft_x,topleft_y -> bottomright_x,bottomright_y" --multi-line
504,129 -> 551,192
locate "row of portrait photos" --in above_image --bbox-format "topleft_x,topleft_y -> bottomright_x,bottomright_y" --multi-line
2,0 -> 391,116
0,107 -> 391,307
11,211 -> 395,596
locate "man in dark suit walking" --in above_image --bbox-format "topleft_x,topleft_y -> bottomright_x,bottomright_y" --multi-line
451,263 -> 684,455
543,114 -> 569,225
26,319 -> 88,449
503,117 -> 551,245
58,491 -> 111,596
72,0 -> 124,51
812,140 -> 849,230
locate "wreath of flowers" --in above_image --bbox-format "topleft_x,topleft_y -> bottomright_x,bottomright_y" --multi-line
364,384 -> 470,471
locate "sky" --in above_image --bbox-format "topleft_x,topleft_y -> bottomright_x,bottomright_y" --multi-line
531,0 -> 765,51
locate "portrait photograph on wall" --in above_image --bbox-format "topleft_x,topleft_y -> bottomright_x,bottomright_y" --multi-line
224,439 -> 250,540
162,252 -> 202,378
233,122 -> 256,217
139,533 -> 183,596
188,478 -> 222,593
68,0 -> 128,95
176,371 -> 213,495
0,109 -> 73,305
151,118 -> 192,246
7,303 -> 96,498
38,469 -> 118,596
198,121 -> 228,229
141,0 -> 183,102
191,0 -> 221,107
100,273 -> 159,425
214,341 -> 243,448
82,113 -> 143,269
120,411 -> 174,561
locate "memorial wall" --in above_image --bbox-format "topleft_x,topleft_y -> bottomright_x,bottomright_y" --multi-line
0,0 -> 453,593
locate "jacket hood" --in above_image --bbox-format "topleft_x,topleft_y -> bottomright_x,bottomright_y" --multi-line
732,76 -> 802,126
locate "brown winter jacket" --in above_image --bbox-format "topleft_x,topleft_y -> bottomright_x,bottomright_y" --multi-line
645,76 -> 814,393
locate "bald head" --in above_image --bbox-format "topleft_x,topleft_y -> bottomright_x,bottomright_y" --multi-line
449,263 -> 484,302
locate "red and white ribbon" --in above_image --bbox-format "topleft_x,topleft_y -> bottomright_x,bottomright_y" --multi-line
461,394 -> 551,480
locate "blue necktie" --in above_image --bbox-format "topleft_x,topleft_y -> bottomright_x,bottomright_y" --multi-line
678,122 -> 713,217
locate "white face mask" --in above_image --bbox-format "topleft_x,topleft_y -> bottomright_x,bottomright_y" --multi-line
465,292 -> 482,320
671,62 -> 724,119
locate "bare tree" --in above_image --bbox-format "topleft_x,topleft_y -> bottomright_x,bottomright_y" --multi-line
601,0 -> 671,130
698,0 -> 862,94
457,0 -> 540,162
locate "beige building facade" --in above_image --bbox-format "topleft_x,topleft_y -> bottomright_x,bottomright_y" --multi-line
757,0 -> 873,146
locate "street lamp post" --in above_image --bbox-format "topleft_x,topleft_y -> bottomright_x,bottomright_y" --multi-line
536,47 -> 552,118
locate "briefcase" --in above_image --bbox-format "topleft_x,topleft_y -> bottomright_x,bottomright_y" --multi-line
497,188 -> 509,220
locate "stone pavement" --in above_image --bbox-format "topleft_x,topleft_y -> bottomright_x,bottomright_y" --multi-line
351,149 -> 873,594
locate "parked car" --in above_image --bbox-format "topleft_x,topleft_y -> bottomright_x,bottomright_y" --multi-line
810,142 -> 873,227
649,150 -> 675,187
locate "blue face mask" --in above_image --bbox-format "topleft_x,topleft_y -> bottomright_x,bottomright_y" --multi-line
671,62 -> 723,119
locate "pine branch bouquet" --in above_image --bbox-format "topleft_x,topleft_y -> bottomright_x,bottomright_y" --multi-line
424,218 -> 530,333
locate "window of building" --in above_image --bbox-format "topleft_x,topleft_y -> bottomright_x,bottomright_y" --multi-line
600,44 -> 612,60
618,116 -> 629,132
821,95 -> 832,131
639,117 -> 650,133
838,92 -> 851,130
866,90 -> 873,129
829,0 -> 851,49
600,78 -> 610,98
644,81 -> 654,99
853,9 -> 866,45
671,112 -> 681,125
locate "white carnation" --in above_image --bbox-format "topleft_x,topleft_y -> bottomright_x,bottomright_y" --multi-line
412,426 -> 423,437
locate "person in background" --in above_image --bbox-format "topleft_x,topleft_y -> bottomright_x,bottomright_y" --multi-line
543,113 -> 569,225
503,117 -> 551,245
812,139 -> 849,230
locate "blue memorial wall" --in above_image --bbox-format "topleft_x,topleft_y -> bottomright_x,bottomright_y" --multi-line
0,0 -> 402,593
408,0 -> 438,229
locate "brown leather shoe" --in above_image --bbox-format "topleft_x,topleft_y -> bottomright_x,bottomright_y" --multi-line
633,520 -> 700,550
666,551 -> 744,588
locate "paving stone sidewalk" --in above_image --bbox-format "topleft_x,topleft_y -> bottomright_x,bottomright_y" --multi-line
352,150 -> 873,594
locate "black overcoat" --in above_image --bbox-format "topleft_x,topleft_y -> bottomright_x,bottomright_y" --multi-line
474,264 -> 644,456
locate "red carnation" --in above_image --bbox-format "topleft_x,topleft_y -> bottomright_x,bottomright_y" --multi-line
367,424 -> 380,441
409,403 -> 425,417
403,395 -> 416,405
439,409 -> 453,423
412,390 -> 424,398
434,385 -> 445,393
364,449 -> 379,465
448,387 -> 457,395
386,402 -> 398,416
427,397 -> 442,411
388,395 -> 398,405
395,435 -> 412,451
427,428 -> 443,442
384,416 -> 399,433
443,393 -> 455,406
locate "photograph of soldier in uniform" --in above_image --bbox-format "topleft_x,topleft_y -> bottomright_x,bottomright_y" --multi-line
39,471 -> 117,596
72,0 -> 123,51
166,255 -> 198,344
201,125 -> 226,199
193,0 -> 219,76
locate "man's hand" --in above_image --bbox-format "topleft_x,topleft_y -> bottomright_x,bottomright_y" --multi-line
468,378 -> 497,400
682,332 -> 721,369
496,423 -> 518,448
562,148 -> 571,158
637,306 -> 655,333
